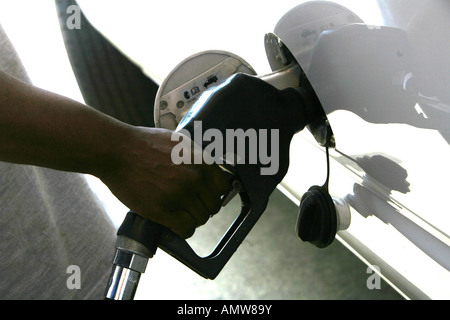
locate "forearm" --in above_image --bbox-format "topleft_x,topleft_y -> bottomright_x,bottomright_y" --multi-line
0,71 -> 131,176
0,71 -> 230,238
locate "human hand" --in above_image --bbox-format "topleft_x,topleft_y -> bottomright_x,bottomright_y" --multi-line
98,126 -> 230,239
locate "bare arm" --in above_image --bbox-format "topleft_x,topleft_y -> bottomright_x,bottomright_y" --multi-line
0,71 -> 229,238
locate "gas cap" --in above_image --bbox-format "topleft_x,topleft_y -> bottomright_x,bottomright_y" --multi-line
296,186 -> 351,248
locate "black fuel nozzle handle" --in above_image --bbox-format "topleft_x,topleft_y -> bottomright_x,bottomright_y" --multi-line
105,155 -> 279,298
112,183 -> 267,280
105,171 -> 270,300
105,189 -> 267,299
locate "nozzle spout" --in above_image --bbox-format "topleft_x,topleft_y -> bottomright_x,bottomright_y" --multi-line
259,63 -> 335,148
294,86 -> 335,148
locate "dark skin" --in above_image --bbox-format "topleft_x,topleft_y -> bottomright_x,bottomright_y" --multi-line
0,71 -> 230,239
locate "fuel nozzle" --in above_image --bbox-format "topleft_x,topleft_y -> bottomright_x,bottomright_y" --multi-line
257,61 -> 335,149
261,32 -> 336,149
